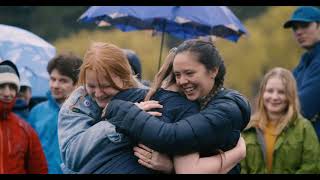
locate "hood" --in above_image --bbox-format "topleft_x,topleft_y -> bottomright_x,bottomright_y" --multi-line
13,98 -> 28,110
216,88 -> 251,130
46,90 -> 60,109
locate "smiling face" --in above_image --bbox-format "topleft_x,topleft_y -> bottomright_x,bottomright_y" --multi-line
173,52 -> 217,101
85,69 -> 123,108
49,69 -> 76,104
263,77 -> 288,117
292,22 -> 320,49
78,42 -> 138,107
0,83 -> 17,103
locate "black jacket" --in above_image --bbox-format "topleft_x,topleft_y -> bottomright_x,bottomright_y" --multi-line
106,88 -> 251,156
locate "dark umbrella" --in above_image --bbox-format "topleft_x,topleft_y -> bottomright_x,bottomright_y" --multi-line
79,6 -> 248,70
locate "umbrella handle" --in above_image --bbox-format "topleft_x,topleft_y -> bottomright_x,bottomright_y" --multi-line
157,32 -> 165,71
157,21 -> 167,71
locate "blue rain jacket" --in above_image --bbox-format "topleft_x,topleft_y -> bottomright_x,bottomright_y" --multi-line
293,41 -> 320,140
28,91 -> 62,174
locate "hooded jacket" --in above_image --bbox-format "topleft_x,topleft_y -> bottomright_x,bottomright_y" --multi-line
293,41 -> 320,140
28,91 -> 62,174
0,98 -> 48,174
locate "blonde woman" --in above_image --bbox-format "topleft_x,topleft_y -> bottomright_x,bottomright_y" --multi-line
241,67 -> 319,174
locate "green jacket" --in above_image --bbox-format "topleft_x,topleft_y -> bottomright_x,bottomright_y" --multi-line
241,115 -> 320,174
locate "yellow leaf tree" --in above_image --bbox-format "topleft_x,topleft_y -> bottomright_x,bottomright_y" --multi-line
54,29 -> 169,81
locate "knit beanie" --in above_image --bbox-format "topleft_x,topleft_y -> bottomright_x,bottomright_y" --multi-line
0,60 -> 20,91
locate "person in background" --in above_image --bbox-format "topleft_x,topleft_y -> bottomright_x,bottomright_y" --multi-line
283,6 -> 320,141
13,76 -> 32,120
241,67 -> 319,174
28,53 -> 82,174
0,60 -> 47,174
123,49 -> 150,87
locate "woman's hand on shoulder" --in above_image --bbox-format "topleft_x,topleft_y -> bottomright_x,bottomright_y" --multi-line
135,101 -> 163,117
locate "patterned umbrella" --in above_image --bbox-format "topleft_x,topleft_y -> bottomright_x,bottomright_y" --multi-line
0,24 -> 56,97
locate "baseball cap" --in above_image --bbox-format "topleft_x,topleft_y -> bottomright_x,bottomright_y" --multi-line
283,6 -> 320,28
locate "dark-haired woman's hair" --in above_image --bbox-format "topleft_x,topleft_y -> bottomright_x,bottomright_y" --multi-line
144,39 -> 226,103
175,39 -> 226,91
175,39 -> 226,109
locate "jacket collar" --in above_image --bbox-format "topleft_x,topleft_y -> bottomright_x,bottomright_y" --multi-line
308,41 -> 320,54
0,97 -> 16,120
255,128 -> 267,163
46,91 -> 60,109
254,127 -> 286,162
304,41 -> 320,62
13,99 -> 28,110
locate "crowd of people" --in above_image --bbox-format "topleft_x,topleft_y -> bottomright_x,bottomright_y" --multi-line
0,6 -> 320,174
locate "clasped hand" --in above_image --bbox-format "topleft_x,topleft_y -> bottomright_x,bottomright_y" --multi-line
134,100 -> 163,117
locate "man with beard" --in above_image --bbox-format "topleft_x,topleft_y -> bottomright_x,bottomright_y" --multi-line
28,53 -> 82,174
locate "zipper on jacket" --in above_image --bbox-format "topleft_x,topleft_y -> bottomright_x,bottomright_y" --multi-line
0,121 -> 4,173
6,125 -> 11,154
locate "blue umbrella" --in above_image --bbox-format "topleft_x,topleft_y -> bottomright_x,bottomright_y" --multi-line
0,24 -> 56,97
79,6 -> 248,70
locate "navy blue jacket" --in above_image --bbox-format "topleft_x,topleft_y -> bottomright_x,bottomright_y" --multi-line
86,88 -> 199,174
293,41 -> 320,140
144,88 -> 200,123
106,88 -> 250,154
105,88 -> 251,173
13,99 -> 29,120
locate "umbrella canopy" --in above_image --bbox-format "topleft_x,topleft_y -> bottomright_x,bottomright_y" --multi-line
0,24 -> 56,97
79,6 -> 248,69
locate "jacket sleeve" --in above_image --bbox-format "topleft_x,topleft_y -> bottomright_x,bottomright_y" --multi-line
296,61 -> 320,120
106,97 -> 246,155
26,125 -> 48,174
27,105 -> 39,129
239,132 -> 250,174
58,90 -> 120,172
296,120 -> 320,174
240,159 -> 248,174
